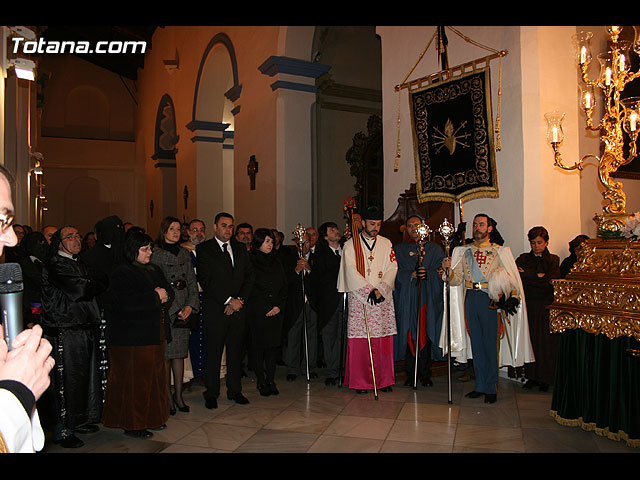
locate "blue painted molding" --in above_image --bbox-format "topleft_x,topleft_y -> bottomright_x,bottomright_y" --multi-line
223,144 -> 234,150
190,136 -> 225,144
186,120 -> 230,132
270,80 -> 317,93
258,56 -> 331,79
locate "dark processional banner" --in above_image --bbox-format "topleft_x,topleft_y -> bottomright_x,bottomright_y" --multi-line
409,67 -> 499,203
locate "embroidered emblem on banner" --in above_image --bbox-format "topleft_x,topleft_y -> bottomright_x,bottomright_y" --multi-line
409,67 -> 499,204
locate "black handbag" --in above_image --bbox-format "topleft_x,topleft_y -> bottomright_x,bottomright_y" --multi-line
173,312 -> 198,330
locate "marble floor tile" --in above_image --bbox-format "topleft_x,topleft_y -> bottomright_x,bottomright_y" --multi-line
176,422 -> 259,451
521,426 -> 601,453
36,366 -> 640,454
234,429 -> 319,453
288,394 -> 352,415
160,443 -> 227,453
387,419 -> 457,445
380,440 -> 454,453
208,405 -> 285,428
324,415 -> 394,440
453,423 -> 525,452
518,407 -> 567,430
263,409 -> 337,434
308,434 -> 383,453
341,396 -> 405,419
397,402 -> 460,424
457,404 -> 521,428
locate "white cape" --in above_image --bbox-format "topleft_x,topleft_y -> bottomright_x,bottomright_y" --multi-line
438,245 -> 535,368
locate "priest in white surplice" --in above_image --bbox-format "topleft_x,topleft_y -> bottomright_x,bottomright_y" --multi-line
337,207 -> 398,394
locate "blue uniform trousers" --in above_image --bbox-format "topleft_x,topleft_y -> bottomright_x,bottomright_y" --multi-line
465,290 -> 499,394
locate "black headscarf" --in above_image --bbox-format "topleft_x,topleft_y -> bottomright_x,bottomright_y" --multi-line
22,231 -> 48,262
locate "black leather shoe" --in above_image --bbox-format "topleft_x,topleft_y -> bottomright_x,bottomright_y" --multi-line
54,433 -> 84,448
73,424 -> 99,434
522,379 -> 538,390
421,377 -> 434,387
124,429 -> 153,439
324,377 -> 337,386
173,393 -> 190,412
380,386 -> 393,392
150,424 -> 167,431
258,384 -> 271,397
204,397 -> 218,409
484,393 -> 497,404
268,383 -> 279,395
286,374 -> 297,382
355,389 -> 368,394
465,390 -> 483,398
309,371 -> 318,379
227,393 -> 250,405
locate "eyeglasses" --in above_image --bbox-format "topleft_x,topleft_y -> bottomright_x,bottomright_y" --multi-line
0,213 -> 15,233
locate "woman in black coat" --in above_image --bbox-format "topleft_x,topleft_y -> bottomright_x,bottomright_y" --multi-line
516,226 -> 561,391
246,228 -> 287,396
101,230 -> 174,438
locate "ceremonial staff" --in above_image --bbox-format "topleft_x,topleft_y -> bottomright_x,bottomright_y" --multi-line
437,218 -> 455,404
412,221 -> 431,390
292,224 -> 311,382
338,290 -> 347,388
337,200 -> 354,388
344,197 -> 378,400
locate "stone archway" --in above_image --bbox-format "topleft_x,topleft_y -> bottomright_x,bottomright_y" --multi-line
188,33 -> 239,218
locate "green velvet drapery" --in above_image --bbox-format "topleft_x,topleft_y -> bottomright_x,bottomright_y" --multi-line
550,328 -> 640,448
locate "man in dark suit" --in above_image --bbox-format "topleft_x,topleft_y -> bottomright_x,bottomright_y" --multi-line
283,230 -> 318,381
313,222 -> 345,386
196,212 -> 254,409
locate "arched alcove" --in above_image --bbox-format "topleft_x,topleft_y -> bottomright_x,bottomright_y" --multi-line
64,85 -> 110,138
152,94 -> 179,163
63,176 -> 112,233
188,33 -> 239,217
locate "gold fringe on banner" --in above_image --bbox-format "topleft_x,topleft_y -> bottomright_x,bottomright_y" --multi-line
394,26 -> 508,173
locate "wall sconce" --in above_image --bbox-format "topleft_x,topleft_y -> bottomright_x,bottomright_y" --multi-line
545,111 -> 582,170
2,26 -> 37,81
11,58 -> 36,81
548,26 -> 640,233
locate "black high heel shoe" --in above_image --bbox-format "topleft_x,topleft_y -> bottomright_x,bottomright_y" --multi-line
173,392 -> 190,413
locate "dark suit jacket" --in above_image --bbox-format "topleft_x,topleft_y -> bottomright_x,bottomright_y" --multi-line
312,243 -> 342,330
195,237 -> 254,315
283,248 -> 318,333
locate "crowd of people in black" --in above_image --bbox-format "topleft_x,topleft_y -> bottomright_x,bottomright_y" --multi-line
3,210 -> 591,448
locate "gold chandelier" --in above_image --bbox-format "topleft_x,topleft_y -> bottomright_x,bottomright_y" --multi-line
546,26 -> 640,234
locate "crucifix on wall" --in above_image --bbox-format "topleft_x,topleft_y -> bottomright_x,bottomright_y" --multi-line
247,155 -> 258,190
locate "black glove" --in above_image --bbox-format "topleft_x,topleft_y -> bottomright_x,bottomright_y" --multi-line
367,290 -> 385,305
415,266 -> 426,280
497,295 -> 520,316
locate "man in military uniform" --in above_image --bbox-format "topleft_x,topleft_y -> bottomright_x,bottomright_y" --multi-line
441,214 -> 533,404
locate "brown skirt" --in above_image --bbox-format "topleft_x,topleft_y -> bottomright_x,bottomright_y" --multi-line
101,343 -> 169,430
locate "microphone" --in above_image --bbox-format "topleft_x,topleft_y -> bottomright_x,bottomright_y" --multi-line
0,263 -> 24,350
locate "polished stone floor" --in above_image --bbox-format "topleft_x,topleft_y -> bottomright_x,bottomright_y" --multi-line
41,366 -> 639,454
